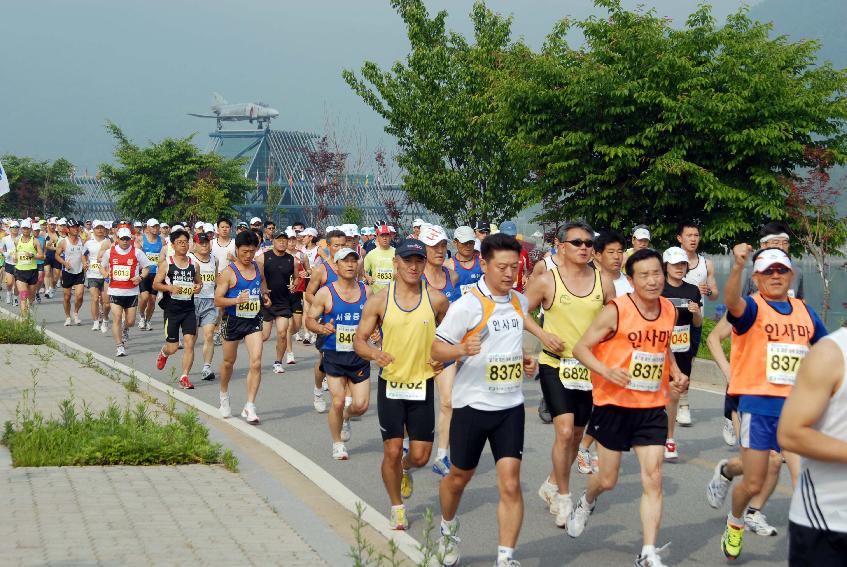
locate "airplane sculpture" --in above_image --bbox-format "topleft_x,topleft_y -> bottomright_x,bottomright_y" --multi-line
188,93 -> 279,130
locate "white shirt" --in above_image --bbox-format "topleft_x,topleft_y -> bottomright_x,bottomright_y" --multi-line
189,252 -> 218,299
102,245 -> 152,296
613,273 -> 633,296
436,278 -> 528,411
1,235 -> 16,264
211,237 -> 235,274
84,237 -> 108,279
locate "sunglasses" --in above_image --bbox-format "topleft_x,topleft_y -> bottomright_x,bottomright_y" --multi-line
564,239 -> 594,248
119,237 -> 131,241
759,265 -> 791,276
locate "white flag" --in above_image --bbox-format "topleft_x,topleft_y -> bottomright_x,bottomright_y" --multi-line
0,158 -> 9,197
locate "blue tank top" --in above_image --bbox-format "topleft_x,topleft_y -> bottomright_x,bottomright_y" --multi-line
141,235 -> 163,274
35,235 -> 46,265
322,260 -> 339,287
423,267 -> 460,303
453,254 -> 483,296
224,261 -> 262,317
321,281 -> 366,352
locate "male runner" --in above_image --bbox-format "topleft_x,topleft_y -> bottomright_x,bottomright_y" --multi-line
354,239 -> 449,530
569,249 -> 688,567
1,221 -> 18,306
706,245 -> 826,561
778,326 -> 847,565
624,225 -> 651,260
524,222 -> 614,527
215,230 -> 271,424
363,224 -> 395,293
743,221 -> 804,299
137,218 -> 163,331
257,229 -> 298,374
84,220 -> 110,331
446,226 -> 482,296
297,226 -> 320,344
211,217 -> 236,345
188,231 -> 218,380
43,218 -> 60,298
431,233 -> 537,567
100,227 -> 152,356
55,219 -> 88,326
286,231 -> 308,361
306,247 -> 371,459
13,219 -> 45,315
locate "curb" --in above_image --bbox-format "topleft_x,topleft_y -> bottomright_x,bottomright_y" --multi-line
2,307 -> 425,565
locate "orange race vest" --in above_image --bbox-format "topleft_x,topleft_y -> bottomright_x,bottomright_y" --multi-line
592,295 -> 676,409
728,294 -> 814,397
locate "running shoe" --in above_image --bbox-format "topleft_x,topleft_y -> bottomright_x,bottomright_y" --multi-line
144,320 -> 153,331
722,418 -> 737,446
116,344 -> 126,357
286,351 -> 295,364
634,543 -> 671,566
400,469 -> 413,499
744,510 -> 777,536
213,331 -> 222,346
432,454 -> 451,478
302,334 -> 312,346
272,361 -> 285,374
322,376 -> 328,391
436,521 -> 461,566
295,331 -> 304,342
241,403 -> 260,424
313,393 -> 327,413
538,479 -> 559,515
664,440 -> 678,462
577,447 -> 592,474
156,349 -> 169,370
35,292 -> 41,304
538,398 -> 552,424
201,366 -> 215,381
555,493 -> 573,529
64,317 -> 72,327
566,492 -> 595,538
706,459 -> 732,509
91,320 -> 100,331
721,522 -> 744,560
332,442 -> 348,460
676,405 -> 692,426
219,394 -> 232,419
73,313 -> 81,326
101,321 -> 110,334
591,453 -> 599,474
137,316 -> 146,330
389,505 -> 408,531
45,289 -> 53,299
178,375 -> 194,390
122,327 -> 129,345
495,560 -> 521,567
340,419 -> 351,442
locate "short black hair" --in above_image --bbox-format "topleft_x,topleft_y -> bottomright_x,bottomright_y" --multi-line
759,221 -> 790,238
676,220 -> 700,236
264,220 -> 276,228
326,229 -> 347,243
235,229 -> 259,248
625,248 -> 663,276
292,221 -> 305,230
481,232 -> 522,261
169,229 -> 190,244
594,230 -> 625,253
217,216 -> 233,228
556,221 -> 594,243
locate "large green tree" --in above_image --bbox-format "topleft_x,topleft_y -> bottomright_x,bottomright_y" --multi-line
100,122 -> 252,222
343,0 -> 532,227
497,1 -> 847,250
0,155 -> 80,218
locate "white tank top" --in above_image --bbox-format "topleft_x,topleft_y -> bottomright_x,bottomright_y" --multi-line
682,253 -> 708,286
62,237 -> 87,275
789,327 -> 847,533
543,256 -> 556,271
85,238 -> 107,278
189,252 -> 217,299
211,237 -> 234,274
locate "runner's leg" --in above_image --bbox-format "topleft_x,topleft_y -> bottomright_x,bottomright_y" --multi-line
496,458 -> 523,548
633,444 -> 664,546
243,330 -> 263,404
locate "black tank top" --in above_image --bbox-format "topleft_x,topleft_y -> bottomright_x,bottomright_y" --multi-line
263,251 -> 294,304
165,257 -> 196,312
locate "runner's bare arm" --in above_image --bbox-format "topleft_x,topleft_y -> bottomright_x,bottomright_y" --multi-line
214,268 -> 242,308
34,238 -> 44,260
778,339 -> 847,463
599,272 -> 615,303
725,244 -> 752,318
573,303 -> 630,387
353,290 -> 393,367
706,316 -> 733,382
704,258 -> 720,301
429,288 -> 449,324
304,264 -> 325,304
530,257 -> 548,277
523,271 -> 564,353
55,240 -> 66,268
152,258 -> 171,293
304,287 -> 334,335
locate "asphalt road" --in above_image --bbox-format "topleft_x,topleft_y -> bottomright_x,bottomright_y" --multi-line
20,295 -> 791,566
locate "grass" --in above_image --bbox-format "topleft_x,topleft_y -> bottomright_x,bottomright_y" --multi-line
696,317 -> 731,361
0,315 -> 45,345
348,502 -> 440,567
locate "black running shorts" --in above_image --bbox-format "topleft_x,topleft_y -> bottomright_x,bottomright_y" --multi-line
109,294 -> 139,310
221,313 -> 262,342
262,300 -> 292,322
789,522 -> 847,567
61,271 -> 85,289
538,363 -> 593,426
450,404 -> 525,471
15,269 -> 37,286
139,273 -> 156,294
165,306 -> 197,342
589,404 -> 667,452
377,378 -> 435,442
322,350 -> 370,383
290,291 -> 304,315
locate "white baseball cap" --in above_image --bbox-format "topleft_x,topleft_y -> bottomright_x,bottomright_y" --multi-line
20,219 -> 32,229
57,218 -> 67,226
93,219 -> 106,228
453,226 -> 476,243
325,226 -> 335,233
633,227 -> 651,241
203,223 -> 215,233
302,227 -> 318,237
171,225 -> 185,233
194,221 -> 204,229
116,227 -> 132,239
662,246 -> 688,265
250,217 -> 262,226
48,217 -> 58,224
413,218 -> 425,228
754,248 -> 793,273
285,228 -> 297,238
333,247 -> 360,262
420,224 -> 448,246
146,218 -> 159,227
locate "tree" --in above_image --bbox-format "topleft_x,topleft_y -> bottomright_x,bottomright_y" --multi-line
265,182 -> 283,222
341,206 -> 365,227
183,176 -> 232,228
303,135 -> 347,229
0,155 -> 80,218
343,0 -> 533,227
496,1 -> 847,250
99,121 -> 252,222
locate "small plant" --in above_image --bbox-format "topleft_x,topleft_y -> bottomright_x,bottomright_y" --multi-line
32,346 -> 55,364
82,351 -> 96,369
0,314 -> 46,345
125,369 -> 139,393
222,449 -> 238,473
4,348 -> 11,365
349,501 -> 387,567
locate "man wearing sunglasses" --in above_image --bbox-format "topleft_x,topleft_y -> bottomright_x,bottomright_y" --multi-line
523,221 -> 615,528
743,221 -> 804,300
707,244 -> 827,562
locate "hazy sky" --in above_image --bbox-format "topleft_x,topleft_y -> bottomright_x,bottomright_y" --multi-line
2,0 -> 760,172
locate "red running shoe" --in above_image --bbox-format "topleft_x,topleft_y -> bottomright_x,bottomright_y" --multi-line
156,349 -> 169,370
179,375 -> 194,390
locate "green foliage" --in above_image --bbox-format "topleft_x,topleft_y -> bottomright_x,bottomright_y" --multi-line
0,316 -> 46,345
265,182 -> 284,222
100,122 -> 252,222
697,317 -> 730,361
0,154 -> 81,218
341,205 -> 365,227
343,0 -> 533,226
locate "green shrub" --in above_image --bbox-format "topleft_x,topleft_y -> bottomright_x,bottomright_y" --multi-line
697,317 -> 731,361
0,316 -> 45,345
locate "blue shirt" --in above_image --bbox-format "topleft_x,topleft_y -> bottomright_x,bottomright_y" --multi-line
728,295 -> 828,416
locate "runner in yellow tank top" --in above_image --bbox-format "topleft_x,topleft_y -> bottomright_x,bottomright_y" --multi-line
524,221 -> 614,527
354,239 -> 449,531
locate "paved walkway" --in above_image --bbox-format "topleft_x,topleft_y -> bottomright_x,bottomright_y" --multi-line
0,344 -> 328,566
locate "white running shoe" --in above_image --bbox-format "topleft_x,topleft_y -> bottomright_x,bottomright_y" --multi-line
332,442 -> 349,460
538,479 -> 559,515
313,393 -> 327,413
722,418 -> 737,446
91,320 -> 101,331
706,459 -> 732,509
64,317 -> 72,327
634,543 -> 671,566
340,419 -> 351,442
495,560 -> 521,567
555,493 -> 574,529
101,321 -> 110,334
577,447 -> 592,474
272,361 -> 285,374
566,492 -> 595,538
437,521 -> 461,566
676,404 -> 692,426
219,395 -> 232,419
144,320 -> 153,331
73,313 -> 82,326
241,403 -> 260,424
744,510 -> 778,536
115,344 -> 126,357
137,317 -> 146,330
285,351 -> 295,364
664,439 -> 678,461
322,377 -> 328,391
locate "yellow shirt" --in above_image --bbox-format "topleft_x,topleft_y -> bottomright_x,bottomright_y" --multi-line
363,246 -> 395,293
380,281 -> 436,384
539,267 -> 604,368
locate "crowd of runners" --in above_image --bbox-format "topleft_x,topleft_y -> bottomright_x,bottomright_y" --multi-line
0,213 -> 843,567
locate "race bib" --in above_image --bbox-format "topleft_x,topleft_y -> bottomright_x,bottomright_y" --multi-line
460,283 -> 476,296
335,323 -> 356,352
146,252 -> 159,263
627,350 -> 665,392
766,342 -> 808,386
201,272 -> 216,283
386,379 -> 426,401
485,352 -> 523,394
112,265 -> 131,282
671,325 -> 691,353
89,262 -> 101,273
236,296 -> 260,318
172,284 -> 194,301
18,252 -> 32,263
374,268 -> 394,285
559,357 -> 592,391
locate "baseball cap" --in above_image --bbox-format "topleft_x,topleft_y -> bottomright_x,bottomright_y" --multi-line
171,225 -> 185,233
146,218 -> 159,227
237,221 -> 248,228
375,224 -> 391,236
20,219 -> 32,229
453,226 -> 475,243
333,247 -> 360,262
160,221 -> 170,227
285,228 -> 297,239
473,219 -> 491,232
117,227 -> 132,239
133,221 -> 143,228
633,226 -> 651,241
499,220 -> 518,236
396,239 -> 426,259
48,217 -> 57,224
194,232 -> 210,244
420,224 -> 448,246
57,218 -> 67,226
753,248 -> 792,273
93,219 -> 106,228
413,218 -> 425,228
273,229 -> 290,239
250,216 -> 262,226
66,218 -> 79,228
9,220 -> 19,228
200,223 -> 213,233
662,246 -> 688,265
303,227 -> 318,237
